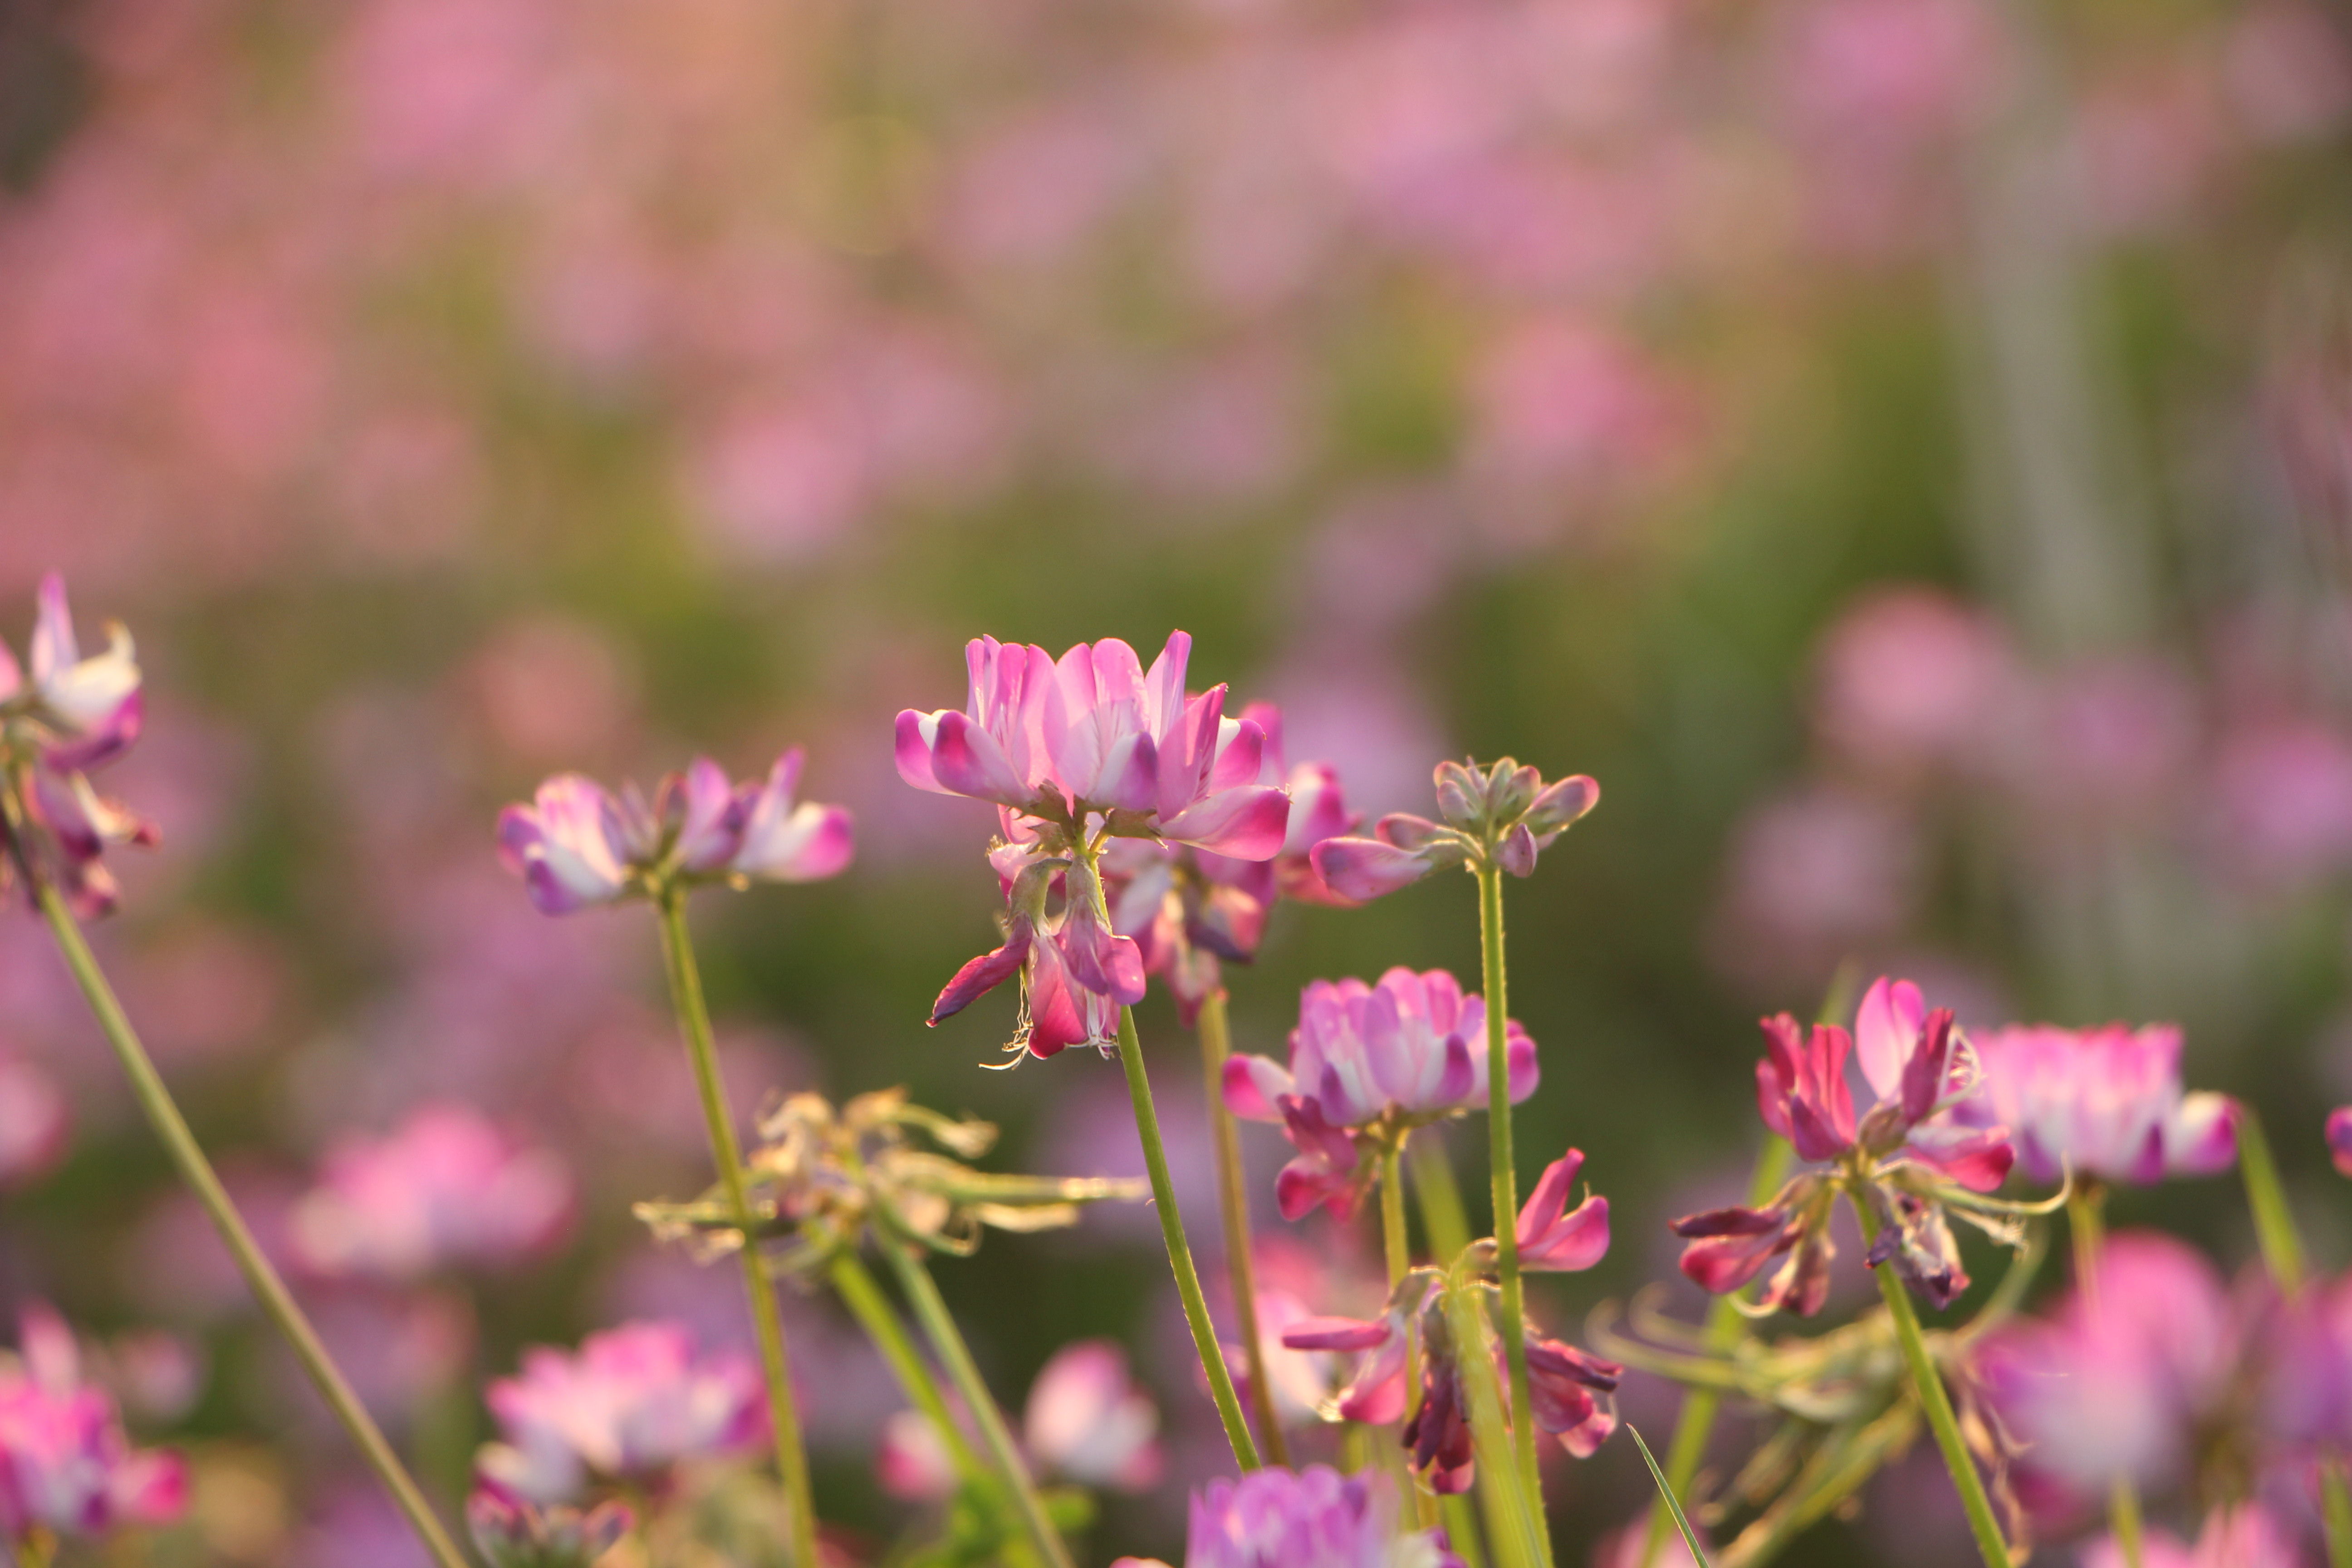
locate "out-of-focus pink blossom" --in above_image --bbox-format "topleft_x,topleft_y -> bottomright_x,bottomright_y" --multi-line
477,1320 -> 768,1504
2082,1504 -> 2301,1568
1950,1023 -> 2236,1186
464,617 -> 640,768
1181,1464 -> 1461,1568
1024,1339 -> 1163,1492
2224,3 -> 2352,145
496,748 -> 853,915
0,1305 -> 186,1545
1709,786 -> 1919,986
2329,1106 -> 2352,1177
0,1055 -> 69,1188
467,1478 -> 634,1568
875,1407 -> 959,1502
292,1103 -> 575,1280
2207,719 -> 2352,888
1224,968 -> 1537,1219
1812,587 -> 2014,778
1515,1149 -> 1610,1272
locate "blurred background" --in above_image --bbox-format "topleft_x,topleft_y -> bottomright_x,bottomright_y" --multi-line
2,0 -> 2351,1561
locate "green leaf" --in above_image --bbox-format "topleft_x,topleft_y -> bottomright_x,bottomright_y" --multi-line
1627,1424 -> 1713,1568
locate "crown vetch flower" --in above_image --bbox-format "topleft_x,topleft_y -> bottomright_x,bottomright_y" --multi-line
1224,968 -> 1538,1219
475,1321 -> 767,1504
0,1305 -> 186,1545
1672,976 -> 2017,1315
1023,1339 -> 1164,1492
466,1479 -> 633,1568
0,575 -> 158,918
896,632 -> 1290,858
1515,1150 -> 1611,1272
1176,1464 -> 1463,1568
1280,1275 -> 1436,1427
1949,1022 -> 2236,1185
1518,1333 -> 1622,1458
1309,758 -> 1597,902
496,747 -> 852,916
928,854 -> 1134,1059
291,1104 -> 575,1281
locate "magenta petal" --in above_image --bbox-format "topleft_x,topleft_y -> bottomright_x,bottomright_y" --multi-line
931,712 -> 1031,805
1523,1196 -> 1609,1273
929,931 -> 1030,1024
1504,1022 -> 1540,1105
1516,1152 -> 1583,1242
1310,837 -> 1431,901
1221,1054 -> 1294,1122
1274,1157 -> 1359,1221
1060,919 -> 1147,1006
1903,1123 -> 2014,1193
2328,1106 -> 2352,1179
894,709 -> 944,791
1278,1316 -> 1392,1352
1160,785 -> 1291,860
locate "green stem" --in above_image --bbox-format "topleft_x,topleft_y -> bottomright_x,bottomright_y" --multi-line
1199,989 -> 1289,1467
653,891 -> 818,1568
1412,1135 -> 1474,1264
1115,1002 -> 1263,1470
1851,1193 -> 2009,1568
883,1242 -> 1078,1568
1382,1141 -> 1441,1532
1637,1134 -> 1791,1568
1473,863 -> 1544,1541
1442,1279 -> 1545,1568
30,882 -> 470,1568
2067,1181 -> 2140,1568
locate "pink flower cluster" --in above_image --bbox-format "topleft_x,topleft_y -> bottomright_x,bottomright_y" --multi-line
292,1103 -> 575,1282
1953,1022 -> 2237,1185
879,1338 -> 1162,1501
1115,1464 -> 1461,1568
0,1307 -> 185,1547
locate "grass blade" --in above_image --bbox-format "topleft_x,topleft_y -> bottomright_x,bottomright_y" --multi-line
1627,1424 -> 1712,1568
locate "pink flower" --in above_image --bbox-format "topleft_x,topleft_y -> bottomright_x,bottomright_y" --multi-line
0,1305 -> 186,1545
1514,1150 -> 1610,1272
1224,968 -> 1538,1219
926,854 -> 1126,1060
1181,1464 -> 1461,1568
875,1408 -> 958,1502
1024,1340 -> 1163,1492
1810,587 -> 2012,777
895,632 -> 1290,859
1309,758 -> 1597,901
467,1479 -> 634,1568
1280,1277 -> 1434,1427
2079,1505 -> 2301,1568
477,1321 -> 768,1503
0,1056 -> 68,1189
2330,1106 -> 2352,1177
291,1103 -> 575,1281
1517,1333 -> 1621,1458
496,748 -> 853,915
1949,1023 -> 2237,1186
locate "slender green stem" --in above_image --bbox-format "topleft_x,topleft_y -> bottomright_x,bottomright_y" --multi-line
1442,1279 -> 1544,1568
2066,1182 -> 2140,1568
1473,863 -> 1544,1541
884,1242 -> 1078,1568
1115,1002 -> 1263,1470
1382,1141 -> 1441,1532
1198,989 -> 1289,1467
2327,1472 -> 2352,1568
1851,1194 -> 2009,1568
653,892 -> 818,1568
30,882 -> 470,1568
1412,1136 -> 1474,1263
1637,1134 -> 1791,1568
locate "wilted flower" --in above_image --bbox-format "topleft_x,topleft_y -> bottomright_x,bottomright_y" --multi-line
1098,701 -> 1358,1021
1223,968 -> 1538,1218
1949,1022 -> 2236,1185
0,575 -> 158,918
1671,977 -> 2017,1314
466,1479 -> 634,1568
1310,758 -> 1597,901
475,1321 -> 768,1504
0,1304 -> 186,1546
1519,1332 -> 1622,1457
291,1103 -> 575,1281
1158,1464 -> 1462,1568
637,1087 -> 1145,1269
895,632 -> 1290,859
497,748 -> 852,916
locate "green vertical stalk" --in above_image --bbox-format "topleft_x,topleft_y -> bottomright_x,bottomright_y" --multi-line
1382,1142 -> 1441,1532
1115,1002 -> 1263,1470
1473,863 -> 1544,1537
30,882 -> 471,1568
1851,1194 -> 2009,1568
1412,1136 -> 1474,1263
1198,989 -> 1289,1466
653,892 -> 819,1568
1635,1133 -> 1791,1568
884,1243 -> 1078,1568
2234,1108 -> 2352,1568
1442,1280 -> 1545,1568
2066,1182 -> 2141,1568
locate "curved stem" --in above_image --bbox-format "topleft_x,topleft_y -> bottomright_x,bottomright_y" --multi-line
1198,989 -> 1289,1467
2067,1182 -> 2141,1568
1115,1002 -> 1263,1469
883,1242 -> 1078,1568
1850,1193 -> 2010,1568
653,891 -> 818,1568
30,882 -> 470,1568
1474,863 -> 1544,1543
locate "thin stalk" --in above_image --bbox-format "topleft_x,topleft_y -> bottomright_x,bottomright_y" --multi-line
2234,1109 -> 2352,1568
30,883 -> 470,1568
884,1242 -> 1078,1568
653,892 -> 818,1568
1382,1142 -> 1440,1532
2067,1182 -> 2141,1568
1198,989 -> 1289,1466
1442,1493 -> 1490,1568
1114,1002 -> 1263,1470
1442,1279 -> 1545,1568
1851,1194 -> 2009,1568
1636,1134 -> 1791,1568
1473,863 -> 1543,1530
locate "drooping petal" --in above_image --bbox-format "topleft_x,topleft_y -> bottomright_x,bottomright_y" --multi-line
1160,784 -> 1291,860
1901,1122 -> 2015,1193
1309,837 -> 1431,901
928,927 -> 1032,1025
1220,1054 -> 1297,1123
1517,1151 -> 1610,1274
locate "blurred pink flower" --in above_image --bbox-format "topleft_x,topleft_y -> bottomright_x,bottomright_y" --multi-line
292,1103 -> 575,1280
2082,1505 -> 2302,1568
0,1305 -> 186,1546
1779,0 -> 1998,147
2330,1105 -> 2352,1176
1025,1339 -> 1164,1493
463,617 -> 640,768
683,397 -> 872,567
0,1055 -> 69,1189
2223,3 -> 2352,145
1952,1023 -> 2236,1186
2207,719 -> 2352,888
1813,587 -> 2014,779
1181,1464 -> 1460,1568
1465,317 -> 1692,505
1711,786 -> 1919,985
468,1480 -> 633,1568
478,1320 -> 768,1504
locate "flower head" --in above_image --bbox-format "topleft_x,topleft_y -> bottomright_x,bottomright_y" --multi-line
291,1103 -> 575,1281
466,1480 -> 633,1568
928,851 -> 1136,1060
0,1305 -> 186,1545
1024,1338 -> 1164,1493
1310,757 -> 1597,902
1224,969 -> 1538,1219
1949,1022 -> 2236,1185
0,575 -> 157,918
496,748 -> 852,916
1514,1150 -> 1611,1273
476,1321 -> 767,1504
1179,1464 -> 1461,1568
1672,976 -> 2017,1315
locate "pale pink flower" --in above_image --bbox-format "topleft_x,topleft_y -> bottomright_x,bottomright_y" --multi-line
1812,587 -> 2014,778
2080,1505 -> 2302,1568
1950,1023 -> 2236,1186
1181,1465 -> 1460,1568
0,1056 -> 68,1188
1024,1339 -> 1162,1492
292,1103 -> 575,1281
0,1305 -> 186,1545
